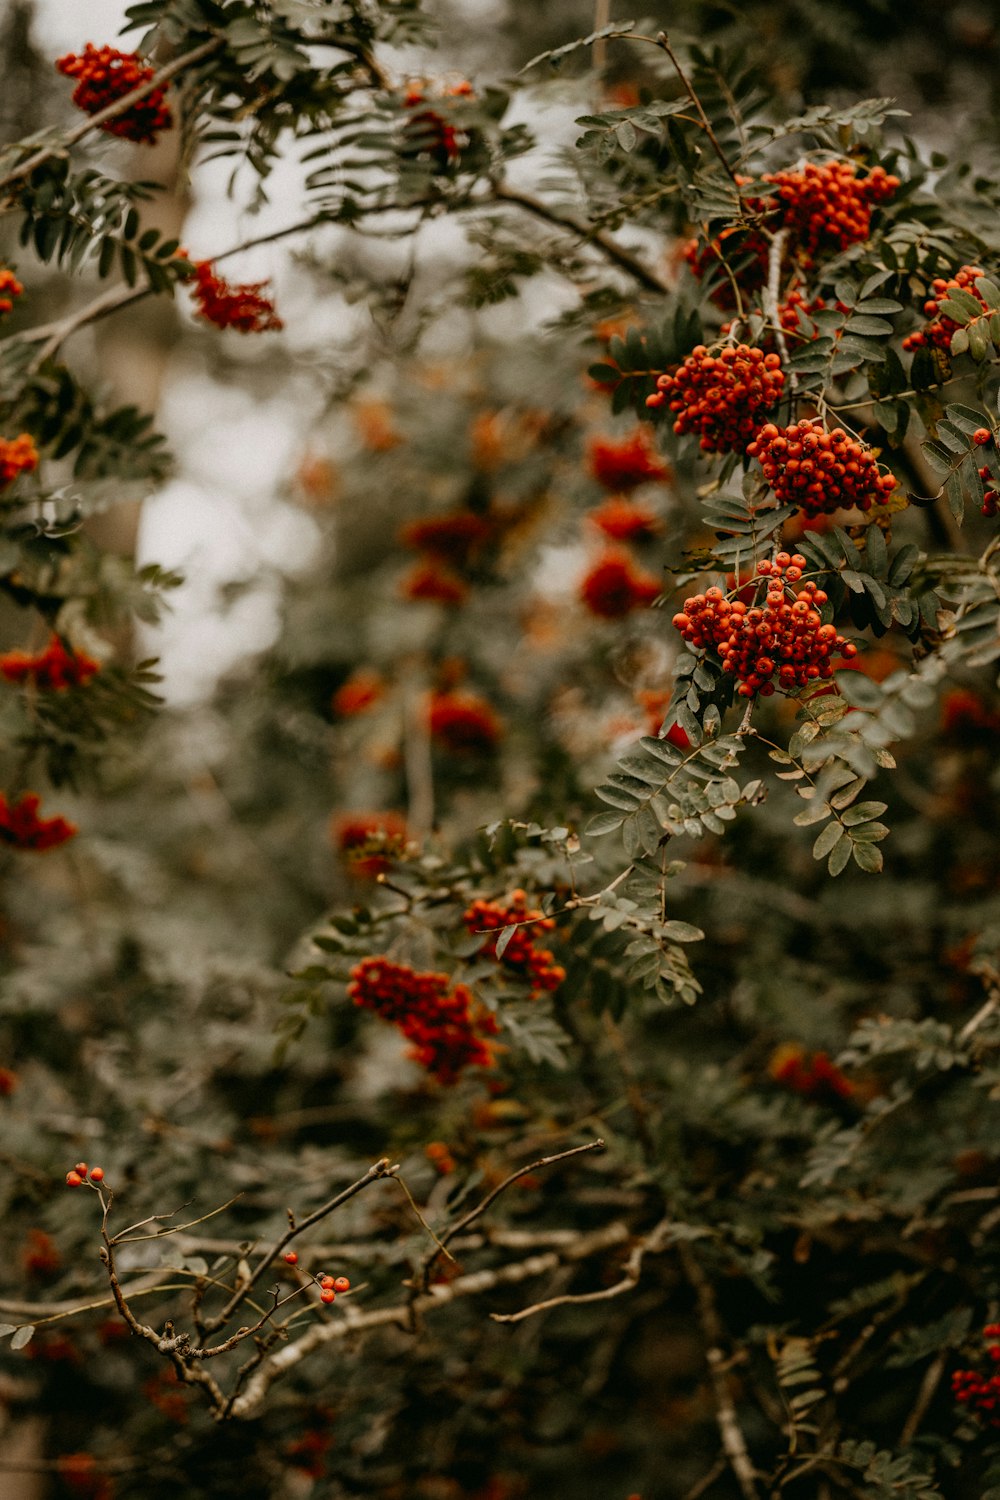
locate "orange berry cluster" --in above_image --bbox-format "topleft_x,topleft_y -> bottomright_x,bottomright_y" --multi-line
902,264 -> 987,353
588,497 -> 659,542
189,260 -> 283,334
646,344 -> 785,453
588,429 -> 671,492
282,1254 -> 351,1305
65,1162 -> 105,1187
0,793 -> 77,851
768,1043 -> 854,1102
332,810 -> 408,878
347,957 -> 498,1084
0,434 -> 38,489
55,45 -> 172,145
672,552 -> 857,698
750,161 -> 899,267
428,690 -> 503,752
0,635 -> 100,691
747,419 -> 896,516
0,270 -> 23,316
952,1325 -> 1000,1426
580,550 -> 661,619
463,890 -> 566,995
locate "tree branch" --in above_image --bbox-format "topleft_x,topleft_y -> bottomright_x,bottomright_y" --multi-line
492,183 -> 667,294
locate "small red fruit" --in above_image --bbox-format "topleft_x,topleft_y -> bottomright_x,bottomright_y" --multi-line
74,1162 -> 88,1176
974,428 -> 993,445
283,1251 -> 298,1265
320,1289 -> 335,1304
333,1276 -> 351,1293
65,1171 -> 83,1187
319,1275 -> 335,1289
88,1167 -> 104,1183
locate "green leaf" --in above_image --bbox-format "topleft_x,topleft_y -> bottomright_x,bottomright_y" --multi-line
813,821 -> 843,860
661,920 -> 704,943
828,837 -> 852,876
842,800 -> 888,825
851,841 -> 883,872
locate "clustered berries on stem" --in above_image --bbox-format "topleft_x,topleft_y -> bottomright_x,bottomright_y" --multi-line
747,160 -> 899,267
0,634 -> 100,690
768,1044 -> 854,1102
588,429 -> 671,492
402,79 -> 474,169
747,419 -> 896,516
463,890 -> 566,995
188,260 -> 283,334
427,690 -> 502,752
65,1163 -> 105,1187
0,793 -> 77,851
972,427 -> 999,518
579,550 -> 661,619
952,1325 -> 1000,1426
347,957 -> 498,1084
672,551 -> 857,699
647,344 -> 785,453
0,434 -> 38,489
902,264 -> 988,353
281,1254 -> 352,1305
55,45 -> 172,145
0,270 -> 23,316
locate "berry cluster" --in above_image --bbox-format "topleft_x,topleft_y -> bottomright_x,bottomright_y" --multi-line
332,810 -> 408,878
902,264 -> 987,353
0,793 -> 77,851
587,497 -> 660,542
55,45 -> 172,145
347,957 -> 497,1084
0,433 -> 38,489
0,635 -> 100,691
580,550 -> 661,619
400,511 -> 494,564
402,80 -> 474,169
647,344 -> 785,454
65,1162 -> 105,1187
464,890 -> 566,995
331,669 -> 384,717
750,160 -> 899,267
0,269 -> 23,316
189,260 -> 283,334
428,691 -> 503,752
281,1255 -> 351,1305
952,1325 -> 1000,1426
747,419 -> 896,516
768,1043 -> 854,1102
672,552 -> 857,698
588,429 -> 671,491
401,561 -> 469,605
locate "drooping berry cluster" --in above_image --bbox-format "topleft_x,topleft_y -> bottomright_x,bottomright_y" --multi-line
0,434 -> 38,489
0,270 -> 23,316
0,793 -> 77,851
402,80 -> 474,169
281,1255 -> 351,1306
902,265 -> 987,353
749,160 -> 899,267
464,890 -> 566,995
588,429 -> 671,491
65,1162 -> 105,1187
952,1325 -> 1000,1426
347,957 -> 497,1084
428,690 -> 503,752
672,552 -> 857,698
580,550 -> 661,619
331,810 -> 408,877
768,1043 -> 854,1102
747,420 -> 896,516
55,45 -> 172,145
0,635 -> 100,690
587,497 -> 660,542
647,344 -> 785,453
189,260 -> 283,334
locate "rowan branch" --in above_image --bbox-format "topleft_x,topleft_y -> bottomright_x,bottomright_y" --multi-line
489,1216 -> 672,1324
492,183 -> 667,293
0,38 -> 224,196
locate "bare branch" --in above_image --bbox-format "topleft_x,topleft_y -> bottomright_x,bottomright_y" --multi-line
492,183 -> 667,294
490,1217 -> 672,1324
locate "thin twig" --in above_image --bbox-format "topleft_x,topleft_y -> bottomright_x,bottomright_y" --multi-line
653,33 -> 741,189
493,182 -> 667,294
899,1350 -> 947,1446
489,1217 -> 671,1324
419,1139 -> 605,1289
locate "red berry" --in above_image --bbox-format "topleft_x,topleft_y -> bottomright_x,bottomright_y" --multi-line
319,1275 -> 335,1289
333,1276 -> 351,1293
65,1171 -> 83,1187
283,1251 -> 298,1265
88,1167 -> 104,1183
974,428 -> 993,445
74,1162 -> 88,1176
320,1289 -> 335,1304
